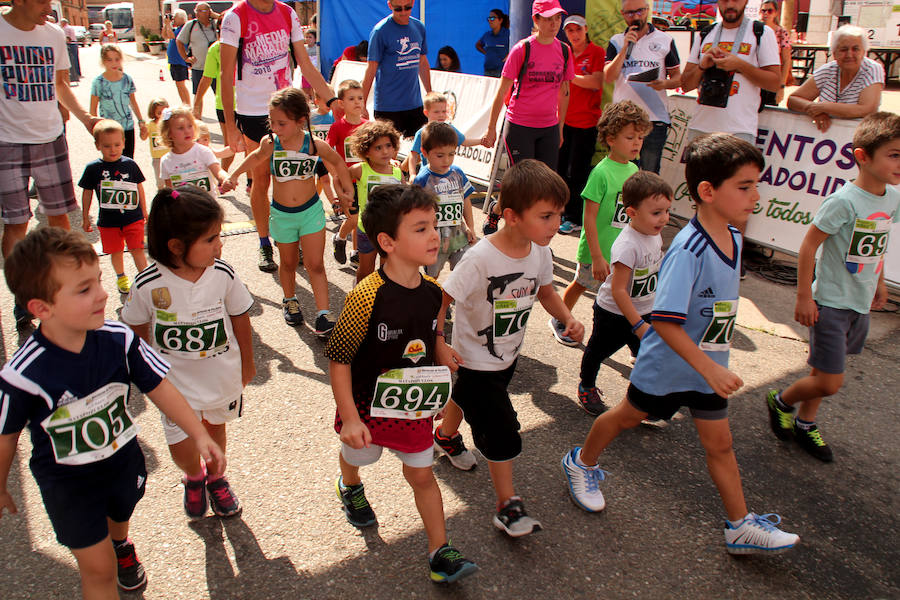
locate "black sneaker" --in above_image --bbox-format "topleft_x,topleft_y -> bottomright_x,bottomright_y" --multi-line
314,312 -> 335,338
349,250 -> 359,266
336,476 -> 377,528
13,304 -> 32,329
428,543 -> 479,584
577,384 -> 606,416
793,422 -> 834,462
433,428 -> 476,470
482,200 -> 500,236
492,497 -> 542,538
183,476 -> 208,520
258,245 -> 277,272
283,298 -> 304,326
114,540 -> 147,591
766,390 -> 794,441
333,233 -> 347,264
206,477 -> 242,517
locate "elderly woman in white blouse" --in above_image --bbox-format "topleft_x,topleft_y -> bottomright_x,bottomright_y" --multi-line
787,25 -> 884,132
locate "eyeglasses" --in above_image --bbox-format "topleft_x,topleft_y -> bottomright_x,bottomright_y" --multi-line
759,8 -> 775,13
622,7 -> 647,18
487,16 -> 497,21
392,4 -> 413,12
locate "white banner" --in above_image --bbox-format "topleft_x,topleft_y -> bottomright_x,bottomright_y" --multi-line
660,95 -> 900,289
329,61 -> 504,184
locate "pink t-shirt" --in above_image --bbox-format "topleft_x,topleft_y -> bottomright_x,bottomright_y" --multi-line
502,36 -> 575,128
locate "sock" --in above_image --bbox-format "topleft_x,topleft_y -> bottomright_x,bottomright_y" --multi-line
185,469 -> 206,482
112,538 -> 129,548
428,545 -> 445,560
574,448 -> 593,469
774,392 -> 793,413
259,236 -> 271,248
728,513 -> 752,528
794,418 -> 815,431
316,309 -> 329,318
283,296 -> 297,303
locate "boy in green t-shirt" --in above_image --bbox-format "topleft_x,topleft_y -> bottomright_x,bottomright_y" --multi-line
550,101 -> 651,347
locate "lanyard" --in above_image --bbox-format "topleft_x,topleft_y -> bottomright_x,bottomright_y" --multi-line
710,18 -> 750,57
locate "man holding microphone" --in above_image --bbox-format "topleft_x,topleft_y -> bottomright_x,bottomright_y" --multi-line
604,0 -> 681,173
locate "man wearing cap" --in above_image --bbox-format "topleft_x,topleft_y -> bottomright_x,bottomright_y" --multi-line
604,0 -> 682,174
362,0 -> 432,137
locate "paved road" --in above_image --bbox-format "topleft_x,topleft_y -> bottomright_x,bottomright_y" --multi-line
0,44 -> 898,599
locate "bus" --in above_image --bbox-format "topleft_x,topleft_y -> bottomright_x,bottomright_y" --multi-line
102,2 -> 134,41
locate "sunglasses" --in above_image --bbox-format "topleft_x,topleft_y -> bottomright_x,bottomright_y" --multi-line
622,7 -> 647,17
759,7 -> 775,13
392,4 -> 413,12
487,16 -> 497,21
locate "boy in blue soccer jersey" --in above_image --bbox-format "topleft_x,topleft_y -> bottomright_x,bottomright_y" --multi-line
0,228 -> 225,597
562,134 -> 801,554
767,112 -> 900,463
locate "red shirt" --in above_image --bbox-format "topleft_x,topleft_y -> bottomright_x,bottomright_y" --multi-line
565,42 -> 605,129
325,116 -> 367,168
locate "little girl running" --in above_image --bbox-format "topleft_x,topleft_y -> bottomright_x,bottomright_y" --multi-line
90,44 -> 148,158
223,88 -> 353,336
347,121 -> 403,282
121,185 -> 256,520
158,107 -> 227,194
144,97 -> 169,188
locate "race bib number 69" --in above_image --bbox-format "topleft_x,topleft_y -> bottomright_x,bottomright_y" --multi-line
846,218 -> 890,266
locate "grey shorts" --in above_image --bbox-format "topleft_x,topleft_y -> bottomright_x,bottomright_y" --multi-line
573,261 -> 602,292
808,304 -> 870,375
0,135 -> 77,224
424,245 -> 468,278
340,443 -> 434,468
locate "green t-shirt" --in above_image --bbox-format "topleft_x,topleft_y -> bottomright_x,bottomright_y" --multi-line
576,157 -> 638,265
202,41 -> 234,112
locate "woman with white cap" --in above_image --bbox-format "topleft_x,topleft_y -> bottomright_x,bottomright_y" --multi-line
480,0 -> 575,234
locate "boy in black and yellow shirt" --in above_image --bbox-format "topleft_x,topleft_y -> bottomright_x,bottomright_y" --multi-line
324,184 -> 478,585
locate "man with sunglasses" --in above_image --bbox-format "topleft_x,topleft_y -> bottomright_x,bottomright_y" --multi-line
604,0 -> 682,174
363,1 -> 432,137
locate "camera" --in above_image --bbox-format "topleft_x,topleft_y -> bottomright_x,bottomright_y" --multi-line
697,66 -> 734,108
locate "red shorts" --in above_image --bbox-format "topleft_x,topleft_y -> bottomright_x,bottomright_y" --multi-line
99,220 -> 145,254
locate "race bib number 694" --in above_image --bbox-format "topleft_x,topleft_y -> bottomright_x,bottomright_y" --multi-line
371,366 -> 451,419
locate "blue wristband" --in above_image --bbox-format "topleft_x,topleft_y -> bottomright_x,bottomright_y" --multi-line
631,319 -> 645,333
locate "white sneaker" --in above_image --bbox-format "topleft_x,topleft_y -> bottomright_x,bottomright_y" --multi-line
561,447 -> 607,512
493,497 -> 542,538
433,428 -> 477,471
723,513 -> 799,554
548,317 -> 578,347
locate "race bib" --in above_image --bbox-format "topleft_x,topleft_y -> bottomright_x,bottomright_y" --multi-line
170,170 -> 212,192
370,366 -> 451,419
630,259 -> 661,299
272,150 -> 317,181
366,174 -> 400,197
699,299 -> 738,352
846,218 -> 890,266
493,296 -> 535,339
41,382 -> 137,466
99,180 -> 139,212
153,304 -> 229,359
311,124 -> 330,141
611,193 -> 629,229
150,132 -> 166,152
436,192 -> 464,227
344,139 -> 362,163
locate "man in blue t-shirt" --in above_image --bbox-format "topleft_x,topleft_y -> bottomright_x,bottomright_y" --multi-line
362,1 -> 432,137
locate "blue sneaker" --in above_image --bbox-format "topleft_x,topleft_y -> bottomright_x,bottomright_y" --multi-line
724,513 -> 799,554
558,220 -> 581,235
561,447 -> 607,512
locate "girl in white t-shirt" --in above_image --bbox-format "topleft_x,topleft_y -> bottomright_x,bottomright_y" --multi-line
159,107 -> 226,194
121,186 -> 256,520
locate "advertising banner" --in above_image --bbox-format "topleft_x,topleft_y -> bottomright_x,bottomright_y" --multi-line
660,95 -> 900,289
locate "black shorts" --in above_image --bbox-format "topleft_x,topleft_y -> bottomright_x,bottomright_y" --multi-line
216,108 -> 226,124
235,113 -> 271,144
37,442 -> 147,549
627,383 -> 728,421
452,361 -> 520,461
315,160 -> 328,178
374,106 -> 427,138
169,63 -> 189,82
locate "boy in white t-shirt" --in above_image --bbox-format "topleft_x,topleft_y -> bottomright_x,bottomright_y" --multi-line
576,171 -> 671,415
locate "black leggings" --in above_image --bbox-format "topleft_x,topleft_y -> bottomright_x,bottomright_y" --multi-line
557,124 -> 597,225
124,127 -> 135,159
580,303 -> 647,388
504,122 -> 560,168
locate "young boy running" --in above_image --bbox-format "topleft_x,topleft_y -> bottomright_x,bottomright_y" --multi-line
562,134 -> 800,554
435,159 -> 585,536
324,185 -> 478,584
766,112 -> 900,463
550,100 -> 650,347
0,228 -> 225,596
577,171 -> 671,415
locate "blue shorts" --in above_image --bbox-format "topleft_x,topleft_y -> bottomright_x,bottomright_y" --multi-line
357,229 -> 377,254
169,63 -> 189,82
807,304 -> 870,374
269,197 -> 325,244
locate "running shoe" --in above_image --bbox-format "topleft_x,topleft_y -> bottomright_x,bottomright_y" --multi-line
349,250 -> 359,266
561,447 -> 607,512
182,476 -> 208,520
258,245 -> 277,272
207,477 -> 242,517
793,422 -> 834,462
283,298 -> 304,327
482,200 -> 500,236
336,476 -> 377,528
116,274 -> 131,294
548,317 -> 578,347
433,428 -> 477,471
724,513 -> 799,554
558,220 -> 581,235
577,383 -> 606,416
114,540 -> 147,591
765,390 -> 794,441
333,232 -> 348,264
429,543 -> 479,584
314,312 -> 336,338
492,497 -> 542,537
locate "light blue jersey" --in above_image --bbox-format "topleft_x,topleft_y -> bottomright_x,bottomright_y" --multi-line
630,217 -> 742,396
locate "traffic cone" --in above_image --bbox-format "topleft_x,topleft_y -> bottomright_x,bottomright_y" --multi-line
159,69 -> 164,81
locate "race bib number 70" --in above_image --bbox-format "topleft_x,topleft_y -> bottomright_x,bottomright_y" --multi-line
493,296 -> 534,338
699,299 -> 738,352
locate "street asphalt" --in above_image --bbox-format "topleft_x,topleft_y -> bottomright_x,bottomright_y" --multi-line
0,44 -> 897,600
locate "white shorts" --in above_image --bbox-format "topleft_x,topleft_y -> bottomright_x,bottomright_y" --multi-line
340,442 -> 434,468
161,396 -> 244,445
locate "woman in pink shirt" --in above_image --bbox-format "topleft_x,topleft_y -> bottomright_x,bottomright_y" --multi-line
480,0 -> 575,233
